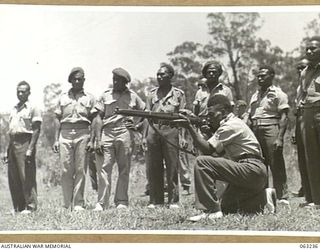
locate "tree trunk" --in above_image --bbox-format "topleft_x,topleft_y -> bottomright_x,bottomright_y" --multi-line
227,43 -> 242,100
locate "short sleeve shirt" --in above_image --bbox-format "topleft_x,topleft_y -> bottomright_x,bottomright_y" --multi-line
208,113 -> 262,161
249,85 -> 289,119
54,89 -> 95,124
146,86 -> 186,113
300,64 -> 320,104
193,83 -> 234,116
9,101 -> 42,135
94,88 -> 145,128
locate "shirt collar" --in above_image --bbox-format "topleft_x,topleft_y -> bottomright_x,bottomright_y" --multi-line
210,83 -> 223,93
220,112 -> 235,125
68,88 -> 86,96
258,84 -> 276,95
153,85 -> 174,103
308,62 -> 320,69
112,87 -> 130,94
14,100 -> 29,110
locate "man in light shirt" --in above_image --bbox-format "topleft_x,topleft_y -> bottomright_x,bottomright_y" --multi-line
7,81 -> 42,214
174,94 -> 268,221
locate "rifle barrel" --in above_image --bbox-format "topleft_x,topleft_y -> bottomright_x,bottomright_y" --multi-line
114,108 -> 206,125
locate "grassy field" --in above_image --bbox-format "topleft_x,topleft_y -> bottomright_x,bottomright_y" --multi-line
1,135 -> 320,232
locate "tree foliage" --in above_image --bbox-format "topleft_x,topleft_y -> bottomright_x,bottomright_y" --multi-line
206,12 -> 263,100
43,83 -> 62,112
42,83 -> 62,146
167,41 -> 204,109
0,113 -> 9,154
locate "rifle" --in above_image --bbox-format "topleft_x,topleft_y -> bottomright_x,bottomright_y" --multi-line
114,108 -> 208,126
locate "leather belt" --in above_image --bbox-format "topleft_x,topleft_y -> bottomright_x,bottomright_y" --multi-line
235,153 -> 264,162
152,120 -> 172,126
60,122 -> 90,130
10,133 -> 31,141
251,118 -> 279,126
300,101 -> 320,109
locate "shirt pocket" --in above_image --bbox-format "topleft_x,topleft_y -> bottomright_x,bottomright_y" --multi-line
163,98 -> 180,112
265,93 -> 278,112
128,99 -> 137,109
60,98 -> 72,107
314,76 -> 320,93
20,113 -> 32,131
79,98 -> 93,116
104,99 -> 117,118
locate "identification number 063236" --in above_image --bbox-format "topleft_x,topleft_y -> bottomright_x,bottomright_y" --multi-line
300,244 -> 319,249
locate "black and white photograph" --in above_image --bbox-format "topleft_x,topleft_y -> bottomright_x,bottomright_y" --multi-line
1,4 -> 320,235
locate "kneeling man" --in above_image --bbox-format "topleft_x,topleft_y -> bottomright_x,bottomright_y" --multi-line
176,95 -> 268,221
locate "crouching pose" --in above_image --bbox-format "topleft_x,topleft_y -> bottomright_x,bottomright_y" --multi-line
174,95 -> 268,221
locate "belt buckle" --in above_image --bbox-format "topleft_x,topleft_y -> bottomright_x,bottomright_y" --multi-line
70,129 -> 76,135
252,119 -> 258,127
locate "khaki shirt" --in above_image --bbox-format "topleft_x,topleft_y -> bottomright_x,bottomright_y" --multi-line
146,86 -> 186,113
94,88 -> 145,129
9,101 -> 42,135
208,113 -> 262,161
55,89 -> 95,124
193,83 -> 234,116
299,64 -> 320,104
249,85 -> 289,119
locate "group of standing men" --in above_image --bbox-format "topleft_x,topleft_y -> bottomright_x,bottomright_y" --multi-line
5,36 -> 320,221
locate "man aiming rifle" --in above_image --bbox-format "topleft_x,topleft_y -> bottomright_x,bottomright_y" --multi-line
173,94 -> 268,221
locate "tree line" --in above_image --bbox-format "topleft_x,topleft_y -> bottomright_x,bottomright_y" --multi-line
1,12 -> 320,185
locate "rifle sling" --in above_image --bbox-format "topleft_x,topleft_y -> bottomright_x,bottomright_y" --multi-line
148,120 -> 197,156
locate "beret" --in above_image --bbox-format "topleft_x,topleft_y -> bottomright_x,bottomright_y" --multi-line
68,67 -> 85,83
160,63 -> 175,77
112,67 -> 131,83
202,61 -> 223,77
258,65 -> 275,75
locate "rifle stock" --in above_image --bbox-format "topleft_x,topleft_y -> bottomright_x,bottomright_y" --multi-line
114,108 -> 207,126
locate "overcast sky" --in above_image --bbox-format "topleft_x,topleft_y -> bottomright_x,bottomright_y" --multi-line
0,5 -> 319,112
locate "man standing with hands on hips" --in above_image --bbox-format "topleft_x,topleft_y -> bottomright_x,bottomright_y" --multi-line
53,67 -> 96,211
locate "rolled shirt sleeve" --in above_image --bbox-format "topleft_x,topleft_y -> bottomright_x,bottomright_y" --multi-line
277,90 -> 290,111
93,94 -> 105,114
208,127 -> 240,154
54,98 -> 62,119
31,106 -> 42,123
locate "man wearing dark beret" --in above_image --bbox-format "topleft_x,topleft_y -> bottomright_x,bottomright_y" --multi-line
53,67 -> 96,211
92,67 -> 145,210
145,63 -> 186,209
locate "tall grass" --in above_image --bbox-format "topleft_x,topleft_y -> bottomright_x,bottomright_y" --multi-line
1,131 -> 318,232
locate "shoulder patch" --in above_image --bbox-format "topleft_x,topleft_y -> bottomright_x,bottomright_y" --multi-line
173,87 -> 185,95
149,87 -> 158,92
104,88 -> 112,93
267,92 -> 276,99
84,91 -> 94,97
